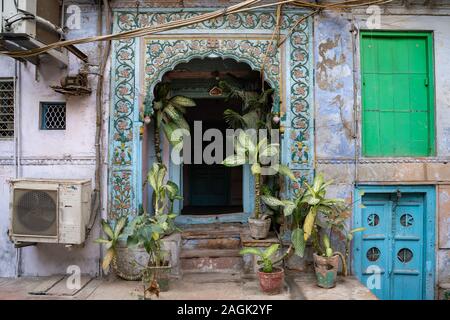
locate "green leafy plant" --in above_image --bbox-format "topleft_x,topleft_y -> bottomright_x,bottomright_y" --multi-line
95,216 -> 128,272
219,80 -> 275,132
128,162 -> 182,262
261,173 -> 364,275
240,244 -> 281,273
222,131 -> 295,219
147,162 -> 182,217
144,83 -> 196,163
126,213 -> 177,267
126,163 -> 182,298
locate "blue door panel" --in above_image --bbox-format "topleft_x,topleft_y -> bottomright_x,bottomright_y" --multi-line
391,197 -> 424,300
359,198 -> 391,300
356,192 -> 427,300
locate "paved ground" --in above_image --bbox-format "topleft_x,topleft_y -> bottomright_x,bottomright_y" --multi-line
0,272 -> 377,300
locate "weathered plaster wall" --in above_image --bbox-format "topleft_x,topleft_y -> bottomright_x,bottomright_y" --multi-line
0,3 -> 108,277
314,9 -> 450,297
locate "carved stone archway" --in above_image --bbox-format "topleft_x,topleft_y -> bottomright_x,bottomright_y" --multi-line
109,10 -> 313,219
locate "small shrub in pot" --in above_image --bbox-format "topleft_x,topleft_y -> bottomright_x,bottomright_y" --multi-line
240,244 -> 285,295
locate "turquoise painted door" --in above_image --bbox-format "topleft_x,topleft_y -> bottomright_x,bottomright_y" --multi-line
358,193 -> 425,300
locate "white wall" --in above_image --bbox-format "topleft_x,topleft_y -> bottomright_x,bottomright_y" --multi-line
0,3 -> 108,277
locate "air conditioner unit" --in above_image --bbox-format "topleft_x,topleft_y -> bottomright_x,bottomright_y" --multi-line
1,0 -> 61,44
9,179 -> 92,245
0,0 -> 87,65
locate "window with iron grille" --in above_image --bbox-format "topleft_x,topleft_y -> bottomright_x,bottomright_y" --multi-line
40,102 -> 66,130
0,79 -> 15,139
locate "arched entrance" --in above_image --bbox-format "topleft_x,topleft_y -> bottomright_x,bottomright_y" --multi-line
108,10 -> 313,220
144,58 -> 274,223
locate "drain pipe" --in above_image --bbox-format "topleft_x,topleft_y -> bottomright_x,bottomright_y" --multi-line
349,18 -> 360,276
92,0 -> 113,277
14,59 -> 22,277
350,20 -> 360,186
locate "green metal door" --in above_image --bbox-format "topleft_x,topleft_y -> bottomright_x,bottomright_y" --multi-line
361,32 -> 435,157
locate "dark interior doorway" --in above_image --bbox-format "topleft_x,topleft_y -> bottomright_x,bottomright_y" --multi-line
158,57 -> 265,215
182,98 -> 243,215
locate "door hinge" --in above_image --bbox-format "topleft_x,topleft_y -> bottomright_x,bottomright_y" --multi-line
424,77 -> 429,87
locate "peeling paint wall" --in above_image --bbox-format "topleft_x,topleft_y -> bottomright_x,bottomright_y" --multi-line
314,8 -> 450,297
0,3 -> 108,277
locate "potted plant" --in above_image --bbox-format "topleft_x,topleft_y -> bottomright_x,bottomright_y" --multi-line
126,163 -> 182,296
261,173 -> 364,288
95,216 -> 129,275
144,83 -> 196,163
127,212 -> 176,297
223,131 -> 295,239
240,244 -> 285,295
220,80 -> 292,239
96,163 -> 182,289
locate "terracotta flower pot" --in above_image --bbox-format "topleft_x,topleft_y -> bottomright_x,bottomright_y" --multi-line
257,267 -> 284,295
313,253 -> 340,289
248,217 -> 271,239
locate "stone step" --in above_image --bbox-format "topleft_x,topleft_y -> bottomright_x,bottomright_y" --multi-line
181,256 -> 243,273
181,272 -> 243,283
180,223 -> 246,240
182,237 -> 241,250
181,249 -> 241,258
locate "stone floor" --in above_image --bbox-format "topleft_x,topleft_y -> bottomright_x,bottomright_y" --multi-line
0,272 -> 377,300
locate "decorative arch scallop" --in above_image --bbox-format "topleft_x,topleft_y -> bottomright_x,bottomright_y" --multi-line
109,9 -> 313,219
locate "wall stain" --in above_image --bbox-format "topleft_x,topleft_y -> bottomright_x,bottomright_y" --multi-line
316,34 -> 347,91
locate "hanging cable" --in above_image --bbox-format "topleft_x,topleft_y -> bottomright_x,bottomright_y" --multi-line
0,0 -> 393,60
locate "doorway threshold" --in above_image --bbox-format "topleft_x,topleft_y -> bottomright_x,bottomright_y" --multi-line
175,212 -> 249,225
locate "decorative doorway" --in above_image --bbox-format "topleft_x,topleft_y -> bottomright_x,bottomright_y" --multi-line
108,9 -> 313,220
152,57 -> 269,217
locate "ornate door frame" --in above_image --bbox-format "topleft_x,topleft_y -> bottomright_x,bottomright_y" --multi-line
108,9 -> 314,220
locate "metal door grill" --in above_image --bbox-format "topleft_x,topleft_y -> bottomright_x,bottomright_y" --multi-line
41,102 -> 66,130
0,79 -> 14,138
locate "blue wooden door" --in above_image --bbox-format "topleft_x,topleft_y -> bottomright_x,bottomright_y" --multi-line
358,193 -> 425,300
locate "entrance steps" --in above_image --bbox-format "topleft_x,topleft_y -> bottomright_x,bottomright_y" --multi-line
179,223 -> 246,274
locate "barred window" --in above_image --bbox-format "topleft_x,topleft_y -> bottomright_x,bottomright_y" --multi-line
40,102 -> 66,130
0,79 -> 15,138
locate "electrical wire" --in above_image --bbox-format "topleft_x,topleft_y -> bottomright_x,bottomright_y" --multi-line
0,0 -> 393,60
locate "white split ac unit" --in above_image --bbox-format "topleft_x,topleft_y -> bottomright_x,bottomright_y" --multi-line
9,179 -> 92,245
0,0 -> 80,66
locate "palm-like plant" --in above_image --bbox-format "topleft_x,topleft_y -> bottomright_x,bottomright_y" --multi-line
223,131 -> 295,219
219,80 -> 274,132
144,83 -> 196,163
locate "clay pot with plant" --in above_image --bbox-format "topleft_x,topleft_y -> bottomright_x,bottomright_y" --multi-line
240,244 -> 286,295
261,173 -> 364,288
223,131 -> 295,239
220,81 -> 291,239
126,163 -> 181,297
96,163 -> 182,292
